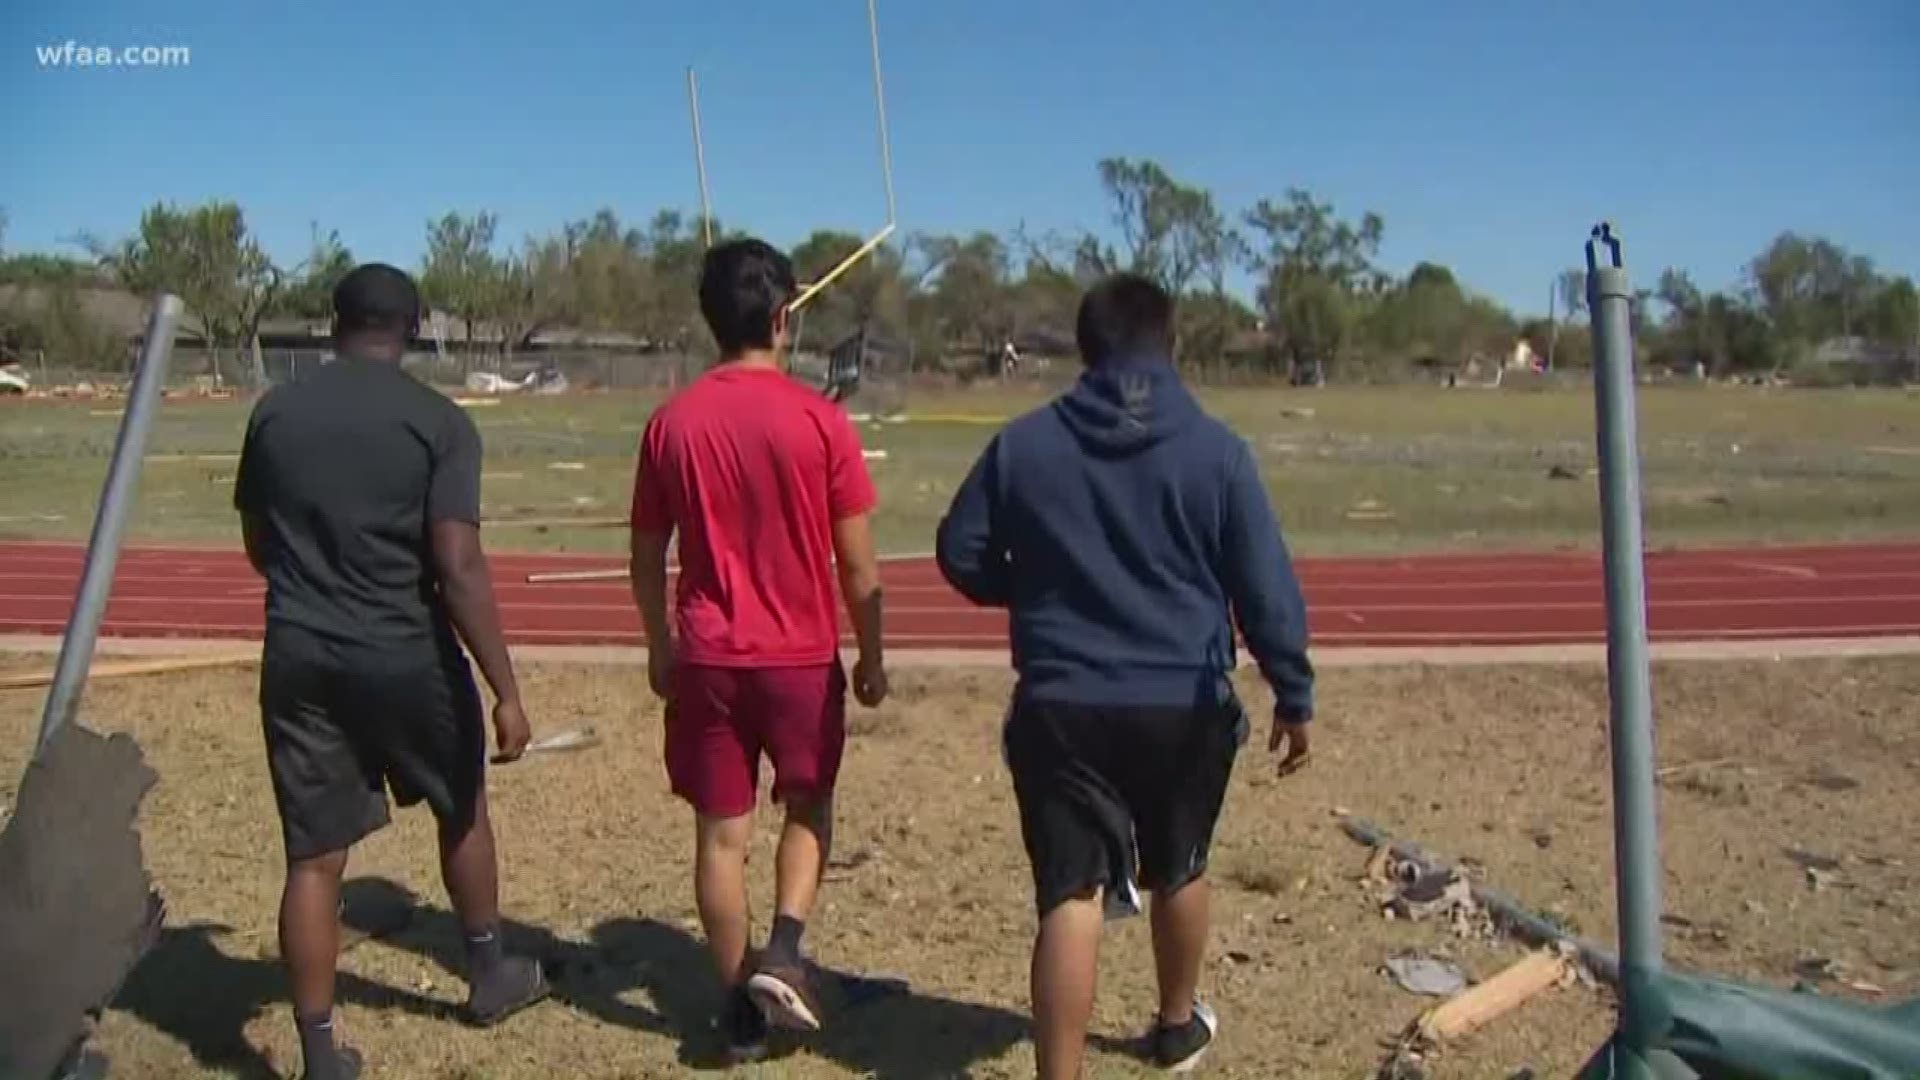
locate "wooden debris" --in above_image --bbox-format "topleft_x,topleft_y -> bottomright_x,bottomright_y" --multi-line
0,653 -> 255,692
525,567 -> 631,584
1415,952 -> 1569,1043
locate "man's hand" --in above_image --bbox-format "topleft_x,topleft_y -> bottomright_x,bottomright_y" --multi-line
491,698 -> 532,764
1270,717 -> 1311,778
852,653 -> 889,708
648,639 -> 677,702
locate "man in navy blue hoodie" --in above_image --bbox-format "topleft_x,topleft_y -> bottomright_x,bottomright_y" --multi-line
937,274 -> 1314,1078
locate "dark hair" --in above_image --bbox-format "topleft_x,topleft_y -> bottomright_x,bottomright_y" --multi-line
1075,273 -> 1175,366
332,263 -> 421,336
698,238 -> 797,355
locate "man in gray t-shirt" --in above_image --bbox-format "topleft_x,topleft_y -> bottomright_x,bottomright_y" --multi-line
234,264 -> 547,1080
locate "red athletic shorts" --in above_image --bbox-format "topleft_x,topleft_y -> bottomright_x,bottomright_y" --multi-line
665,663 -> 847,817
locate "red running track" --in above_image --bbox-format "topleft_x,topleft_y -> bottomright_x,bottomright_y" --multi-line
2,539 -> 1919,650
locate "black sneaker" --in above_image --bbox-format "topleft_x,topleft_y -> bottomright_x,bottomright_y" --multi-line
302,1045 -> 364,1080
722,988 -> 770,1063
466,955 -> 551,1027
1151,1001 -> 1218,1073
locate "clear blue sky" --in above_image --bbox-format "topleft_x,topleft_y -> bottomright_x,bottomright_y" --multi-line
5,0 -> 1916,314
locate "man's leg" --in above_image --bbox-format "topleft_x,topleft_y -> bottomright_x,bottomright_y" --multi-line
694,811 -> 757,988
769,794 -> 831,962
1150,877 -> 1209,1026
1130,702 -> 1237,1071
396,660 -> 547,1025
746,665 -> 846,1031
432,786 -> 546,1023
263,646 -> 382,1080
280,847 -> 356,1080
1032,888 -> 1104,1080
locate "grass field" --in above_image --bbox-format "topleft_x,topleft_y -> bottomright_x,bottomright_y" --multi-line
2,655 -> 1915,1078
3,383 -> 1918,556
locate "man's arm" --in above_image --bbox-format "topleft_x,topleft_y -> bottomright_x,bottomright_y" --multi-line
832,512 -> 885,664
239,512 -> 269,574
824,408 -> 887,705
427,410 -> 529,760
935,434 -> 1012,607
629,529 -> 673,647
1220,443 -> 1314,725
431,521 -> 522,713
234,404 -> 269,574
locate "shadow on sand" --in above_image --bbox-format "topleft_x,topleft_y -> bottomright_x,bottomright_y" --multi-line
115,876 -> 1141,1078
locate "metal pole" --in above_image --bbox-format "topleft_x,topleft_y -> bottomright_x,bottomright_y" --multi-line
35,294 -> 182,758
1585,225 -> 1669,1074
867,0 -> 897,228
687,66 -> 714,248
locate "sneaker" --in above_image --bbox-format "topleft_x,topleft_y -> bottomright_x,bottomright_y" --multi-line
301,1045 -> 364,1080
721,988 -> 770,1063
465,955 -> 551,1027
1151,1001 -> 1218,1073
747,959 -> 826,1032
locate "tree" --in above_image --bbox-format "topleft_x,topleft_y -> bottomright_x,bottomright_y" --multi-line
1095,158 -> 1241,298
1243,189 -> 1383,379
790,229 -> 909,353
420,211 -> 502,347
914,231 -> 1013,358
88,202 -> 283,385
1865,276 -> 1918,351
277,224 -> 354,320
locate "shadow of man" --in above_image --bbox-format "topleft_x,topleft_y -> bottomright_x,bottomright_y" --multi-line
336,876 -> 1095,1078
112,917 -> 448,1079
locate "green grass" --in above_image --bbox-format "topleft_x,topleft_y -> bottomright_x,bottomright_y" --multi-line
2,383 -> 1917,556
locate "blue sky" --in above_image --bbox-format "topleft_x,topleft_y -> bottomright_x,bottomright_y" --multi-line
4,0 -> 1916,315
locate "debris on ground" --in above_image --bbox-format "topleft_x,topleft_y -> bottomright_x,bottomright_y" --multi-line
1385,956 -> 1469,997
1546,464 -> 1580,481
1346,499 -> 1396,522
0,725 -> 166,1079
1416,951 -> 1572,1043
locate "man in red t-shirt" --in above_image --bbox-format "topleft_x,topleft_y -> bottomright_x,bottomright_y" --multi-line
629,238 -> 888,1061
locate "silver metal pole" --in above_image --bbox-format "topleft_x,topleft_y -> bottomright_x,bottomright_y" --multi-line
35,294 -> 182,758
1585,225 -> 1668,1072
867,0 -> 897,228
687,66 -> 714,248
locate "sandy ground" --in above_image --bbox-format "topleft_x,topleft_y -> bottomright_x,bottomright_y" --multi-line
2,656 -> 1917,1079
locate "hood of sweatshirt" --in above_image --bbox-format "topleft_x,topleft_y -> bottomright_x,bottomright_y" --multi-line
1050,357 -> 1200,458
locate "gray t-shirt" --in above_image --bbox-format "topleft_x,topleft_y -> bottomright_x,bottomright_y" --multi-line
234,355 -> 482,656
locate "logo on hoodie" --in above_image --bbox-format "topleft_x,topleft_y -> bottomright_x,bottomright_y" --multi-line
1119,373 -> 1153,431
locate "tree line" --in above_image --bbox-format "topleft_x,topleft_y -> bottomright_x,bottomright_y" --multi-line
1,160 -> 1915,384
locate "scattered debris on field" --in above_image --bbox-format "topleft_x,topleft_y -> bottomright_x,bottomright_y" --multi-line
1385,955 -> 1468,996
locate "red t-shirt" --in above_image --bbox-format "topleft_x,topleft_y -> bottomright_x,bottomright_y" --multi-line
631,364 -> 877,667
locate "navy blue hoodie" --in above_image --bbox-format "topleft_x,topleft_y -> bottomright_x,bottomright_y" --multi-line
936,358 -> 1314,721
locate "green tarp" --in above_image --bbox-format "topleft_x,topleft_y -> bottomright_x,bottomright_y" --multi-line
1579,969 -> 1920,1079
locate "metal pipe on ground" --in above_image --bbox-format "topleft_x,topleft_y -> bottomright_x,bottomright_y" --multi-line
1339,815 -> 1623,988
35,295 -> 184,760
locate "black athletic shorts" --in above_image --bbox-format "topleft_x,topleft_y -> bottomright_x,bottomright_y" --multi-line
260,638 -> 485,861
1003,693 -> 1246,918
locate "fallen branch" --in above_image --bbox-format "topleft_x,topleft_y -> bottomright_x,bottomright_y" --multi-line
1341,815 -> 1622,989
0,653 -> 256,692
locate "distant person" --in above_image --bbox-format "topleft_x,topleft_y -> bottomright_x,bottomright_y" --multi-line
936,273 -> 1315,1079
234,263 -> 549,1080
628,238 -> 889,1061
